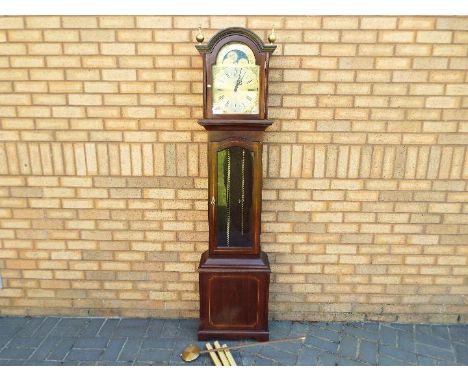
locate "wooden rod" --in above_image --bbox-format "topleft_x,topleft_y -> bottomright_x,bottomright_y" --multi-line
222,344 -> 237,366
205,342 -> 222,366
214,341 -> 231,366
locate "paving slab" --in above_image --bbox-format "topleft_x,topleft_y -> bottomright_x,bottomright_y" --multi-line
0,316 -> 466,366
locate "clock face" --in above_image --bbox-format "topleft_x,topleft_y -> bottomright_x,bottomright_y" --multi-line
212,43 -> 260,115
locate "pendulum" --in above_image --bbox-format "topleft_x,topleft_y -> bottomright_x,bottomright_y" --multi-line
226,148 -> 231,247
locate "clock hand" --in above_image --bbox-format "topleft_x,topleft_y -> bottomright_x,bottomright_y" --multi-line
234,69 -> 243,92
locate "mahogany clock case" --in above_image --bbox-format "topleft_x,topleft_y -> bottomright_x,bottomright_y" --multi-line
196,28 -> 276,341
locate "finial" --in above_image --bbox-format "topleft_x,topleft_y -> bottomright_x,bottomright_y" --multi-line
196,26 -> 204,44
267,28 -> 276,44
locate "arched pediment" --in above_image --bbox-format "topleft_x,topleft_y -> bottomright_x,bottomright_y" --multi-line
196,27 -> 276,54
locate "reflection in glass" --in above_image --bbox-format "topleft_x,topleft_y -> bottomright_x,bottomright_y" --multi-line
216,146 -> 253,248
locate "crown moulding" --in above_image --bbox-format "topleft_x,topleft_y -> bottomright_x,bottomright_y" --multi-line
195,27 -> 277,54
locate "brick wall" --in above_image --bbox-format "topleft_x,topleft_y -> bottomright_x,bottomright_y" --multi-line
0,16 -> 467,323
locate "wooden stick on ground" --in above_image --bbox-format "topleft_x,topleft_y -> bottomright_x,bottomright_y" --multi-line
205,343 -> 222,366
214,341 -> 231,366
222,344 -> 237,366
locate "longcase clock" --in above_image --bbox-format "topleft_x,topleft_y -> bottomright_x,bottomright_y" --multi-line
196,27 -> 276,341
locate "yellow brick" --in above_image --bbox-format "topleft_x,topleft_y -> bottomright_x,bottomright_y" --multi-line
80,30 -> 115,42
101,43 -> 136,55
323,17 -> 358,29
362,17 -> 398,29
8,30 -> 42,42
321,44 -> 356,56
135,16 -> 172,29
102,69 -> 136,81
154,30 -> 190,42
379,31 -> 414,43
0,16 -> 24,29
62,16 -> 98,28
398,17 -> 435,29
417,31 -> 452,43
137,43 -> 172,55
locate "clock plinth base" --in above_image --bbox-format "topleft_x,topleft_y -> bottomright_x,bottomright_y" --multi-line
198,251 -> 270,342
197,328 -> 269,342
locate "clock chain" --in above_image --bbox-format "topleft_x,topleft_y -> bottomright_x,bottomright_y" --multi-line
241,149 -> 245,237
226,149 -> 231,247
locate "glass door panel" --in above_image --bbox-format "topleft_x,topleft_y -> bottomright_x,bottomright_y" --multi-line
216,146 -> 253,248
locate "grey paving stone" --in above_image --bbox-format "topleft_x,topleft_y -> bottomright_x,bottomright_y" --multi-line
315,322 -> 343,332
380,344 -> 418,364
113,320 -> 149,338
142,337 -> 176,349
137,348 -> 172,364
60,318 -> 89,327
98,318 -> 120,337
0,317 -> 27,327
389,323 -> 414,333
60,361 -> 80,366
0,323 -> 21,336
380,325 -> 398,346
0,346 -> 35,360
96,361 -> 132,366
0,360 -> 24,366
308,326 -> 341,342
117,338 -> 142,362
50,318 -> 86,338
121,318 -> 148,327
269,320 -> 292,336
415,343 -> 456,362
397,332 -> 415,352
32,317 -> 60,338
317,352 -> 338,366
46,338 -> 75,361
178,319 -> 198,332
0,336 -> 11,348
271,339 -> 304,353
417,355 -> 438,366
146,319 -> 165,337
100,338 -> 126,362
79,319 -> 105,337
257,346 -> 298,364
15,317 -> 46,337
253,355 -> 278,366
66,349 -> 104,362
29,336 -> 61,360
449,326 -> 468,345
415,331 -> 452,349
73,337 -> 109,349
378,354 -> 410,366
431,325 -> 450,341
415,325 -> 432,338
296,348 -> 320,365
290,321 -> 309,336
23,360 -> 65,366
8,336 -> 43,348
453,343 -> 468,365
159,320 -> 181,338
305,335 -> 339,353
358,340 -> 378,365
337,357 -> 367,366
344,325 -> 379,342
338,335 -> 358,359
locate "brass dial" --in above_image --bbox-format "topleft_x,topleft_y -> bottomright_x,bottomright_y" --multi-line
212,42 -> 260,115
